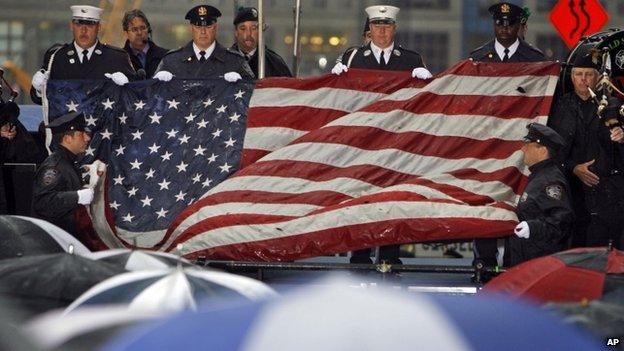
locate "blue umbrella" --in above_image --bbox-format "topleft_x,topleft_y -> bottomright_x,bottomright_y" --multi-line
103,275 -> 601,351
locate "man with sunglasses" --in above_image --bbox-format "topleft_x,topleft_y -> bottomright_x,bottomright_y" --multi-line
154,5 -> 253,82
30,5 -> 135,104
332,5 -> 432,80
122,9 -> 168,79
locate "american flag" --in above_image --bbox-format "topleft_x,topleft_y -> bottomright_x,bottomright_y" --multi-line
46,78 -> 254,249
164,60 -> 560,261
47,60 -> 560,261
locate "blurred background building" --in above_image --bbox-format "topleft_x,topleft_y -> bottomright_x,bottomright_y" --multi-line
1,0 -> 624,103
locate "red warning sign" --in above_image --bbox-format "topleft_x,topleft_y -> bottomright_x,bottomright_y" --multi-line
549,0 -> 609,48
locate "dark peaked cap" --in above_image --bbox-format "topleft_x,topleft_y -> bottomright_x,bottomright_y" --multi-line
233,7 -> 258,25
523,123 -> 565,151
185,5 -> 221,26
47,111 -> 86,134
489,2 -> 524,25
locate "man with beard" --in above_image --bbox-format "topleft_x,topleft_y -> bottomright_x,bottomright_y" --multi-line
122,9 -> 168,78
231,7 -> 291,78
30,5 -> 135,104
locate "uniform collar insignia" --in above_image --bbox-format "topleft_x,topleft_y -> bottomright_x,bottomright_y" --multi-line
69,58 -> 75,64
393,49 -> 401,56
67,50 -> 75,56
363,49 -> 371,57
94,49 -> 102,55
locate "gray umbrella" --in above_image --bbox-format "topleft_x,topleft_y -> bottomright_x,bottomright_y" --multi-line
0,253 -> 126,317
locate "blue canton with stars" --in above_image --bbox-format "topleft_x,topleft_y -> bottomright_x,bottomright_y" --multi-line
47,78 -> 254,234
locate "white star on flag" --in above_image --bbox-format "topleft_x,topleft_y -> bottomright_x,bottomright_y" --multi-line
100,129 -> 112,140
219,162 -> 233,173
131,130 -> 144,140
161,151 -> 173,161
145,168 -> 155,179
156,208 -> 168,219
122,213 -> 134,222
115,145 -> 125,156
207,153 -> 217,163
179,134 -> 190,144
174,191 -> 186,202
85,115 -> 98,126
113,175 -> 125,185
149,112 -> 162,124
102,98 -> 115,110
140,195 -> 153,207
176,161 -> 188,173
192,173 -> 201,183
203,98 -> 214,107
184,113 -> 196,123
193,145 -> 206,156
134,100 -> 146,110
166,129 -> 178,139
148,143 -> 161,154
211,128 -> 222,139
130,159 -> 143,170
216,105 -> 227,113
167,99 -> 180,109
127,187 -> 138,197
66,100 -> 79,112
158,179 -> 171,190
118,113 -> 128,124
110,201 -> 120,210
234,90 -> 245,99
85,146 -> 95,156
228,113 -> 241,123
202,178 -> 213,187
196,119 -> 208,129
224,137 -> 236,147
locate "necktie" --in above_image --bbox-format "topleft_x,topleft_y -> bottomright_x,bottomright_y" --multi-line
502,48 -> 509,62
137,51 -> 146,68
380,52 -> 386,66
81,49 -> 89,64
199,50 -> 206,62
244,54 -> 250,61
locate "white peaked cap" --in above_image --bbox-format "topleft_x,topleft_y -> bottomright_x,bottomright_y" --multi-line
70,5 -> 103,22
365,5 -> 400,22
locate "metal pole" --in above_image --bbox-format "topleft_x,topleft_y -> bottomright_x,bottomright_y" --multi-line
292,0 -> 301,77
257,0 -> 266,79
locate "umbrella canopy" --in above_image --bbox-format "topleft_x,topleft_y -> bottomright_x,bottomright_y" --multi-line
25,305 -> 162,351
0,215 -> 90,259
0,300 -> 42,351
544,300 -> 624,344
0,253 -> 127,316
484,247 -> 624,304
89,249 -> 194,271
65,267 -> 277,314
101,275 -> 601,351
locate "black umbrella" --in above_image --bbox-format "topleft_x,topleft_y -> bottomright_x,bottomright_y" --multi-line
0,215 -> 90,259
0,299 -> 42,351
0,253 -> 126,317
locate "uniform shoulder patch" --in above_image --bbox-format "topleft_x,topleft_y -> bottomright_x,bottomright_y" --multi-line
545,184 -> 563,200
41,168 -> 60,186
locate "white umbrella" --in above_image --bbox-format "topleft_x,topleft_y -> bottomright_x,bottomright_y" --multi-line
89,249 -> 193,271
65,267 -> 277,314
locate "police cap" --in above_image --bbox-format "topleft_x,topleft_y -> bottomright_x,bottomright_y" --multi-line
70,5 -> 103,25
523,123 -> 565,151
47,111 -> 87,134
488,2 -> 524,26
185,5 -> 221,26
233,7 -> 258,26
365,5 -> 399,24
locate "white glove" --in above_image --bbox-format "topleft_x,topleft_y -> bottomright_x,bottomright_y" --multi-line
83,160 -> 106,189
104,72 -> 129,86
514,221 -> 530,239
412,67 -> 433,80
224,72 -> 242,82
331,62 -> 348,75
32,70 -> 49,93
77,188 -> 94,205
153,71 -> 173,82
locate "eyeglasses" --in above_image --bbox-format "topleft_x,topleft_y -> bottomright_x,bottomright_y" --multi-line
127,26 -> 148,33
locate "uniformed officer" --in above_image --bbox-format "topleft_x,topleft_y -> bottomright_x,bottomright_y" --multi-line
154,5 -> 254,82
32,112 -> 94,235
122,9 -> 169,78
331,5 -> 432,80
30,5 -> 136,104
507,123 -> 574,266
230,7 -> 292,78
469,2 -> 545,63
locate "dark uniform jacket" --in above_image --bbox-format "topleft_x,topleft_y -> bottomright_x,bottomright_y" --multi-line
507,159 -> 574,266
230,43 -> 292,78
342,43 -> 425,71
469,39 -> 545,62
30,41 -> 135,104
155,41 -> 254,79
31,146 -> 83,234
123,39 -> 169,78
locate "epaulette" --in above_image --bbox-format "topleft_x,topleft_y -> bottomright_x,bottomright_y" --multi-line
397,45 -> 419,55
101,43 -> 127,54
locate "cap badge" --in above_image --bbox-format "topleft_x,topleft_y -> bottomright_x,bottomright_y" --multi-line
380,6 -> 387,13
81,9 -> 87,14
198,6 -> 208,16
252,8 -> 258,16
501,4 -> 510,13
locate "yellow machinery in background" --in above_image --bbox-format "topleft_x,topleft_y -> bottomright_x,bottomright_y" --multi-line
1,0 -> 141,96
